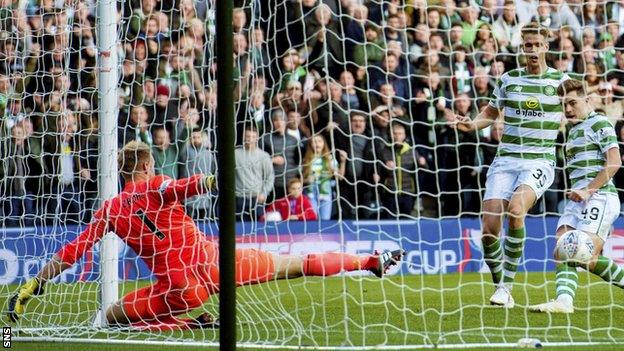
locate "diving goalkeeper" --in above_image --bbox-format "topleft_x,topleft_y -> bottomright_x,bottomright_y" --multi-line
7,140 -> 403,330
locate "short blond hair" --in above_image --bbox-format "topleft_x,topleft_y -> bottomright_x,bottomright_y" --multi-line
118,140 -> 152,177
520,22 -> 551,40
557,79 -> 586,98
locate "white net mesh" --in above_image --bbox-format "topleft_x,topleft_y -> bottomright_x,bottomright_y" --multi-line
2,0 -> 624,349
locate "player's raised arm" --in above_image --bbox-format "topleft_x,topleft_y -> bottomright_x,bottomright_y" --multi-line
7,212 -> 108,322
119,140 -> 216,204
159,173 -> 217,204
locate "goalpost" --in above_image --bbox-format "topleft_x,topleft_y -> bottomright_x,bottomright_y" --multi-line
96,0 -> 120,328
2,0 -> 624,349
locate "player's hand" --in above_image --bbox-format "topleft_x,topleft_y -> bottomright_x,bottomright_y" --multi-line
7,278 -> 44,322
455,115 -> 475,132
447,113 -> 474,132
204,174 -> 217,191
567,188 -> 594,203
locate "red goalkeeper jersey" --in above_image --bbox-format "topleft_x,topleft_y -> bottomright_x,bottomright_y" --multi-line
56,174 -> 215,279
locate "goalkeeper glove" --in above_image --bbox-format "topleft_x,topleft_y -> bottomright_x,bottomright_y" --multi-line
7,277 -> 44,323
205,174 -> 217,191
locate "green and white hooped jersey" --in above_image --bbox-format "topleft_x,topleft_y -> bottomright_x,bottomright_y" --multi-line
566,112 -> 619,194
490,67 -> 570,162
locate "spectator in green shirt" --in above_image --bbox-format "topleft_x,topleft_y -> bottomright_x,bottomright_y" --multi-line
152,127 -> 178,179
458,1 -> 484,48
353,24 -> 386,68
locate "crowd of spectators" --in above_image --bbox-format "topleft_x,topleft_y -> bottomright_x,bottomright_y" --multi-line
2,0 -> 624,226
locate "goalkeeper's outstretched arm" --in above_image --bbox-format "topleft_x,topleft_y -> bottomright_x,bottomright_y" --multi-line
7,213 -> 107,322
36,255 -> 72,283
7,255 -> 75,322
449,104 -> 501,132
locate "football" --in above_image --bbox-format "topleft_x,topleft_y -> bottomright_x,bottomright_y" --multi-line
556,230 -> 595,266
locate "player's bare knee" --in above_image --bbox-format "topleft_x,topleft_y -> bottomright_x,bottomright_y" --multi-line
507,203 -> 526,224
481,200 -> 504,239
482,219 -> 500,234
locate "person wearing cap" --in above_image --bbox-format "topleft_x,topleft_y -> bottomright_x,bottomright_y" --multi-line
598,32 -> 616,71
353,24 -> 386,67
152,84 -> 174,127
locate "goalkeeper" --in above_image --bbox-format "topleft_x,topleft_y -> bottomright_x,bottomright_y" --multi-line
7,140 -> 403,330
529,79 -> 622,313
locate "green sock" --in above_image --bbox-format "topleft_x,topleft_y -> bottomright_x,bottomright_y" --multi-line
503,227 -> 526,284
482,238 -> 503,284
555,262 -> 578,301
591,256 -> 624,289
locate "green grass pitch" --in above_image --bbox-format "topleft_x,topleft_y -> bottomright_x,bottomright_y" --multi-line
2,272 -> 623,350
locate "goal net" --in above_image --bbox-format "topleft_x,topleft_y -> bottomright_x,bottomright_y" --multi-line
2,0 -> 624,349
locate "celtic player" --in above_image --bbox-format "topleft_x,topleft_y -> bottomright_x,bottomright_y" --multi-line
454,22 -> 569,307
529,79 -> 622,314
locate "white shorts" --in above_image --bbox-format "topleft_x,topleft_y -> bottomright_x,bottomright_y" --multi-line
557,192 -> 620,241
484,157 -> 555,201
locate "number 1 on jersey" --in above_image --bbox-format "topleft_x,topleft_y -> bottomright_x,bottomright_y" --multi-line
136,209 -> 166,240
